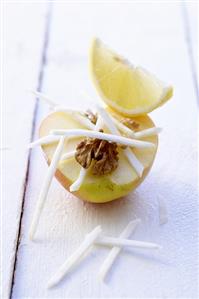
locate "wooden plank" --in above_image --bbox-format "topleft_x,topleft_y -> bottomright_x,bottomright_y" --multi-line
1,3 -> 48,299
12,2 -> 198,298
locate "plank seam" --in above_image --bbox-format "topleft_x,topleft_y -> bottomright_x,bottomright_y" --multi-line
9,3 -> 53,299
181,2 -> 199,105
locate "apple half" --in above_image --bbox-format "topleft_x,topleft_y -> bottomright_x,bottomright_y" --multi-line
39,110 -> 158,203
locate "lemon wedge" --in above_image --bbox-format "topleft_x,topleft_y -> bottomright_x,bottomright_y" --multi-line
89,38 -> 173,116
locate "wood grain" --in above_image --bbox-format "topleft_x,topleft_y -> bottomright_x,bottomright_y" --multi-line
4,2 -> 198,298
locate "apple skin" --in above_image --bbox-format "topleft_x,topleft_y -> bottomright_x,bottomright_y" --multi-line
55,164 -> 151,203
39,110 -> 158,203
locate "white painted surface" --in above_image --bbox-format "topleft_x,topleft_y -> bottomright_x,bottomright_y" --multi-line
183,1 -> 198,73
3,2 -> 198,299
1,3 -> 47,299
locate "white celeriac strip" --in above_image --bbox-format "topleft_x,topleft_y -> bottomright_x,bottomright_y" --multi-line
32,91 -> 93,130
29,135 -> 62,148
111,115 -> 162,139
31,90 -> 91,115
29,134 -> 82,149
69,116 -> 104,192
31,90 -> 161,138
31,90 -> 83,115
47,226 -> 102,288
80,91 -> 161,138
28,120 -> 160,150
95,105 -> 144,177
53,106 -> 84,114
31,90 -> 86,116
28,128 -> 161,150
157,195 -> 168,225
110,116 -> 136,138
61,150 -> 76,161
29,136 -> 66,240
54,103 -> 159,140
31,90 -> 58,107
69,168 -> 88,192
123,148 -> 144,177
51,129 -> 155,149
54,107 -> 95,130
134,127 -> 162,138
72,113 -> 95,130
96,236 -> 161,250
99,219 -> 140,281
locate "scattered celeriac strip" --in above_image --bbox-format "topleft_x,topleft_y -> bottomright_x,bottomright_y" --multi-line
51,129 -> 155,149
80,91 -> 134,137
54,107 -> 94,130
53,106 -> 84,114
95,105 -> 144,176
29,134 -> 82,149
29,136 -> 66,240
80,91 -> 161,138
69,116 -> 104,192
71,113 -> 95,130
123,148 -> 144,177
69,168 -> 88,192
30,91 -> 161,139
157,195 -> 168,225
28,135 -> 62,148
61,107 -> 139,134
31,90 -> 58,107
111,115 -> 162,139
61,150 -> 76,161
47,226 -> 102,288
110,115 -> 136,138
96,236 -> 161,250
99,219 -> 140,281
134,127 -> 162,139
31,90 -> 86,115
28,116 -> 160,151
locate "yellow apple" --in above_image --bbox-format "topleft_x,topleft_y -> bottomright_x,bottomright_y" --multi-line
39,110 -> 158,203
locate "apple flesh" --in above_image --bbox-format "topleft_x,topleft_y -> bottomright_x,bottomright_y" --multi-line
39,110 -> 158,203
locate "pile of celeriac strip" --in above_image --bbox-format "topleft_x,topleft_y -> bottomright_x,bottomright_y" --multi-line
29,91 -> 162,240
27,91 -> 167,288
47,219 -> 161,288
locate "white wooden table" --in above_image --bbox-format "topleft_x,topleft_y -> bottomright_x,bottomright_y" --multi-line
2,1 -> 198,298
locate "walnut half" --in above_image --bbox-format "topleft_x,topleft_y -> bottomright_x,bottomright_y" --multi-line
75,138 -> 119,176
